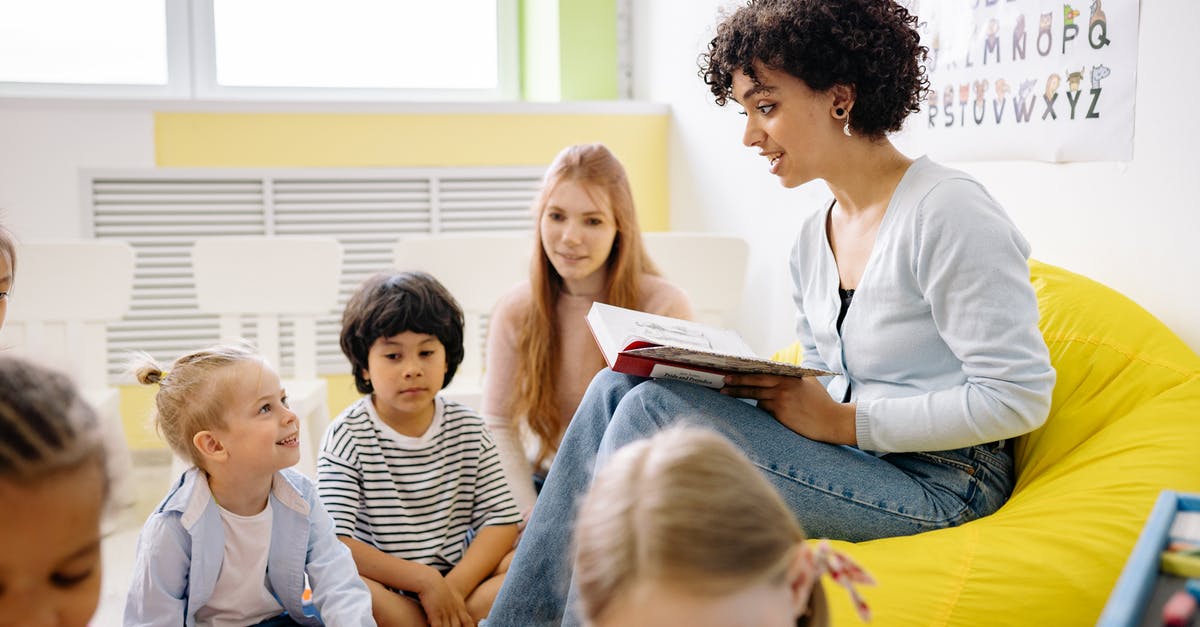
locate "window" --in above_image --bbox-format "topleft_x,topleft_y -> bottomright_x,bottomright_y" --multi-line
0,0 -> 517,100
195,0 -> 517,100
0,0 -> 189,98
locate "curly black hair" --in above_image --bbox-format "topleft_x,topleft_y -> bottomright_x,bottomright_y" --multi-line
340,271 -> 465,394
700,0 -> 929,138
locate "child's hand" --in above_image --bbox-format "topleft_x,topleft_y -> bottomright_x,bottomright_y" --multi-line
513,505 -> 532,546
416,569 -> 475,627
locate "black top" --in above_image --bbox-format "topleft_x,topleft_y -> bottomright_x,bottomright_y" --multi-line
836,288 -> 855,332
837,288 -> 854,403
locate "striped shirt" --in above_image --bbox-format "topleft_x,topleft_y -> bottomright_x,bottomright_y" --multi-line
317,395 -> 522,574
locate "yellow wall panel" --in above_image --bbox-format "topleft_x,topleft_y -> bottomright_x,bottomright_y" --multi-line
154,112 -> 670,230
120,384 -> 161,451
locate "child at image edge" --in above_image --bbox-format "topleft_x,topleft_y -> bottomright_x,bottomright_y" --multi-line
124,344 -> 375,627
318,271 -> 521,627
0,354 -> 110,627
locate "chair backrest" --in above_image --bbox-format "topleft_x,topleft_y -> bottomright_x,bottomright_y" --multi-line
394,234 -> 535,394
643,232 -> 749,327
191,236 -> 343,379
0,240 -> 135,389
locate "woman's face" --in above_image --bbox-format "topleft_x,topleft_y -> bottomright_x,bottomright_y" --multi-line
0,464 -> 105,627
732,64 -> 839,189
539,179 -> 618,296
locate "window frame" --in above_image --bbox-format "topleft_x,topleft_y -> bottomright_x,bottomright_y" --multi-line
0,0 -> 192,100
0,0 -> 519,102
190,0 -> 520,102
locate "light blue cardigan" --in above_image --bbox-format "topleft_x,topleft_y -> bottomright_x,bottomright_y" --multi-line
791,156 -> 1056,453
124,467 -> 375,627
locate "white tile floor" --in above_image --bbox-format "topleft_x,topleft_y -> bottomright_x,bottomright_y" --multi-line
95,455 -> 174,626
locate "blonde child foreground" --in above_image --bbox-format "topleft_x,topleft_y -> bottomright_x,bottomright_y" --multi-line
574,427 -> 875,627
319,271 -> 521,627
0,355 -> 108,627
124,344 -> 374,627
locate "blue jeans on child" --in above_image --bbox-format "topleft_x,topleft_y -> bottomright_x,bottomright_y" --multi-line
484,370 -> 1015,627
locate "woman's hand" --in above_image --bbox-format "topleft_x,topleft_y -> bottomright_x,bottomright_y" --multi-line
416,566 -> 475,627
721,373 -> 858,445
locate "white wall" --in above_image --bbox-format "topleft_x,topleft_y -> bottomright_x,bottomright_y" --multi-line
0,104 -> 156,238
633,0 -> 1200,356
3,1 -> 1197,355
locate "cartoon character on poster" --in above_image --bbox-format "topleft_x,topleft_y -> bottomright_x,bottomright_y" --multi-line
911,0 -> 1136,161
1042,73 -> 1061,120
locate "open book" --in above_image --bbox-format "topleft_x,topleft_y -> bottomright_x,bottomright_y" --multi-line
586,302 -> 834,389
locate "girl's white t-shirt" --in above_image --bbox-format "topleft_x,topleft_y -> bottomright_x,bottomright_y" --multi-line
194,503 -> 284,627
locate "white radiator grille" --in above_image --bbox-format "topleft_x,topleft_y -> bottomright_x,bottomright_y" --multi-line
85,168 -> 542,379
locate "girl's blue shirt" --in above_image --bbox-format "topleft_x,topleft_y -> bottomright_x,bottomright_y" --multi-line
124,467 -> 375,627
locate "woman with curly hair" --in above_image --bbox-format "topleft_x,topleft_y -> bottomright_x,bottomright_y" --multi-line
487,1 -> 1055,624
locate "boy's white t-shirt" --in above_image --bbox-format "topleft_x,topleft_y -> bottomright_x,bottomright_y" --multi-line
194,503 -> 284,627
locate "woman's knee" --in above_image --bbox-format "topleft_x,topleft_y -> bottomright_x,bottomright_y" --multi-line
605,379 -> 707,439
619,378 -> 731,421
584,369 -> 644,401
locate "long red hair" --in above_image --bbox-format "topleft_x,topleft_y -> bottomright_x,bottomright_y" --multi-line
514,144 -> 659,466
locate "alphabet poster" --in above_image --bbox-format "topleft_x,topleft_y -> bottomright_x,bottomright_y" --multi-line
910,0 -> 1139,162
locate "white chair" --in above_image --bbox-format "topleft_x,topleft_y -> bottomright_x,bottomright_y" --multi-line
393,234 -> 535,409
0,240 -> 137,510
187,236 -> 344,478
643,232 -> 749,327
391,232 -> 750,404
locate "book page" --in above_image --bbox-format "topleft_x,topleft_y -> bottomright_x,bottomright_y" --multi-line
626,346 -> 835,378
589,303 -> 754,356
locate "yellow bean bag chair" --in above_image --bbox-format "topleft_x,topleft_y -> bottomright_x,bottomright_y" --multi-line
774,260 -> 1200,626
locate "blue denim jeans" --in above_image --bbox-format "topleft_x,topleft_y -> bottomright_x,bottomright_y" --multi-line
485,370 -> 1014,627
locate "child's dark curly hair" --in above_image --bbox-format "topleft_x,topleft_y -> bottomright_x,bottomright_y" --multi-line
340,271 -> 465,394
700,0 -> 929,138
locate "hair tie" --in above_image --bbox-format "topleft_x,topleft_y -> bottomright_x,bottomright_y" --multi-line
813,540 -> 876,622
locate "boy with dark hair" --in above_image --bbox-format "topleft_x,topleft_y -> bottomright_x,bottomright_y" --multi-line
319,271 -> 521,627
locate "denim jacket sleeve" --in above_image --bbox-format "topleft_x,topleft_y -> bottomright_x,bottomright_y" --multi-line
123,512 -> 191,626
305,489 -> 376,627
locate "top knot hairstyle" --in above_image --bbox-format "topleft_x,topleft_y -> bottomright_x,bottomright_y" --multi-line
340,270 -> 465,394
131,343 -> 262,468
0,354 -> 106,486
700,0 -> 929,137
